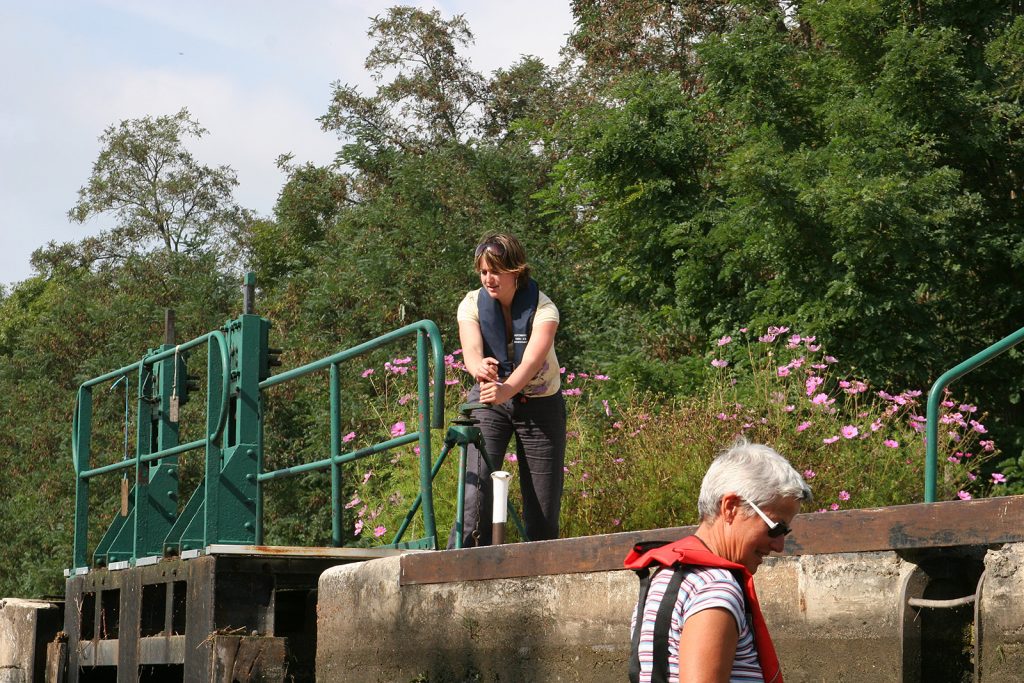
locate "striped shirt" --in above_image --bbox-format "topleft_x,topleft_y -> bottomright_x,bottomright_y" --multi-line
631,565 -> 764,682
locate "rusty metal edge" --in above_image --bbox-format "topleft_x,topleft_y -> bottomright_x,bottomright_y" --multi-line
399,495 -> 1024,585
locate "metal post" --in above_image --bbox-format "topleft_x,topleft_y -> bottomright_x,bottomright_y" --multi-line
330,363 -> 344,546
164,309 -> 176,345
242,272 -> 256,314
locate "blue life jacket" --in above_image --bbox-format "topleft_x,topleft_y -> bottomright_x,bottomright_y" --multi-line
477,278 -> 539,380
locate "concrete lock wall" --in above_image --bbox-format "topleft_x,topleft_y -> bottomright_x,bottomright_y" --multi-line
0,599 -> 62,683
316,543 -> 1024,682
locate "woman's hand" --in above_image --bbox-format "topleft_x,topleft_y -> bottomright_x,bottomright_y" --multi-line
473,357 -> 500,384
480,381 -> 515,405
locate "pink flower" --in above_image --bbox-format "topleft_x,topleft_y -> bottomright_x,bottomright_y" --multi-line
602,399 -> 611,416
812,393 -> 831,405
957,490 -> 972,501
803,469 -> 816,479
343,431 -> 356,443
884,439 -> 899,448
390,421 -> 406,437
979,440 -> 995,452
613,458 -> 624,464
970,420 -> 987,434
796,421 -> 812,433
829,503 -> 840,511
362,470 -> 373,484
559,366 -> 566,374
784,405 -> 795,413
612,421 -> 623,429
594,374 -> 610,380
505,452 -> 517,463
777,366 -> 791,377
392,356 -> 412,365
992,473 -> 1006,484
870,419 -> 883,432
354,519 -> 364,535
959,403 -> 977,413
717,335 -> 733,346
344,495 -> 361,510
445,378 -> 460,385
805,376 -> 824,396
374,525 -> 387,538
759,334 -> 777,343
711,359 -> 728,368
562,388 -> 582,396
361,368 -> 374,378
413,446 -> 420,456
786,334 -> 802,349
948,456 -> 961,464
839,490 -> 850,501
824,355 -> 838,364
841,425 -> 859,439
716,413 -> 730,420
823,436 -> 840,444
612,518 -> 622,526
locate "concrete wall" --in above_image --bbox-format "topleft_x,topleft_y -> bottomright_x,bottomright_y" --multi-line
979,543 -> 1024,682
317,544 -> 1023,682
0,599 -> 62,683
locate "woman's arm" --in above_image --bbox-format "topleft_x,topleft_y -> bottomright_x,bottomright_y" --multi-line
478,320 -> 557,404
675,607 -> 739,683
458,320 -> 499,385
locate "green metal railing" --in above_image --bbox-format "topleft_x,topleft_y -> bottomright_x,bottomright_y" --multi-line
72,330 -> 230,568
925,325 -> 1024,502
257,319 -> 446,548
71,289 -> 448,568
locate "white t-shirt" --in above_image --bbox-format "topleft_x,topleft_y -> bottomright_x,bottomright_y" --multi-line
457,289 -> 560,397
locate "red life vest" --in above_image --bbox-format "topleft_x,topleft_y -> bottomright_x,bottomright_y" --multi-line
624,535 -> 783,683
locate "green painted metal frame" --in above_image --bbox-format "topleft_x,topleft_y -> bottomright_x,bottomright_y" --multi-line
72,313 -> 447,569
925,325 -> 1024,502
258,319 -> 446,548
72,330 -> 230,568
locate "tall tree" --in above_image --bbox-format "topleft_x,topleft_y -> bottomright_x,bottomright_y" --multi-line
62,108 -> 250,269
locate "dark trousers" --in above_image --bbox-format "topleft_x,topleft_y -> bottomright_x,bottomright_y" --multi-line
447,384 -> 566,548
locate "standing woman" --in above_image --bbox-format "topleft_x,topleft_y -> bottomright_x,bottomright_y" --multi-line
449,232 -> 566,548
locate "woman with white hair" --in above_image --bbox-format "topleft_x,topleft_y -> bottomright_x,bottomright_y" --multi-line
625,438 -> 812,683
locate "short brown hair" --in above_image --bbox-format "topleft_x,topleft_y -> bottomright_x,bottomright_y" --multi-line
473,232 -> 530,286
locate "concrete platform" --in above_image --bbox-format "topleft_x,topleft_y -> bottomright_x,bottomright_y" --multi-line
317,496 -> 1024,682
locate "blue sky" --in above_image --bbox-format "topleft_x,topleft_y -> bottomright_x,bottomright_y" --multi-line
0,1 -> 575,288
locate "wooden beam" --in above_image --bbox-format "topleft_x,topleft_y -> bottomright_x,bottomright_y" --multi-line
400,495 -> 1024,586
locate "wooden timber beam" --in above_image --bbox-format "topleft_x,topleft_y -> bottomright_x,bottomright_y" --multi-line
399,495 -> 1024,586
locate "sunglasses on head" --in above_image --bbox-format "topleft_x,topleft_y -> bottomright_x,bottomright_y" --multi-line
745,498 -> 792,538
475,241 -> 505,259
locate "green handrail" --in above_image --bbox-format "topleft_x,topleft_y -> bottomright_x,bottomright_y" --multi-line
257,319 -> 446,547
71,329 -> 230,568
925,325 -> 1024,502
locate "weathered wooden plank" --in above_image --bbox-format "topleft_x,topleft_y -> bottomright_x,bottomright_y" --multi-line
400,495 -> 1024,585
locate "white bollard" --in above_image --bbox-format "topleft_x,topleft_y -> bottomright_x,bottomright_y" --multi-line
491,470 -> 512,545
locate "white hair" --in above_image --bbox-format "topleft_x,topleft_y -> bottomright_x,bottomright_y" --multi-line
697,437 -> 813,521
